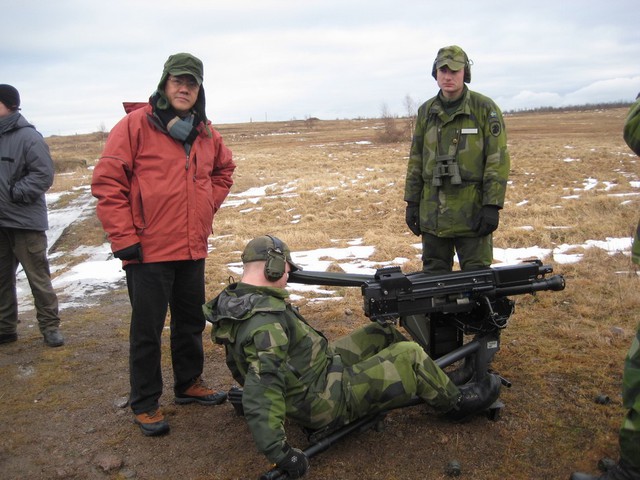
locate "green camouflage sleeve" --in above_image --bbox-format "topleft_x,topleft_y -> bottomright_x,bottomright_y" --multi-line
623,96 -> 640,156
624,96 -> 640,266
404,102 -> 428,204
633,220 -> 640,266
481,103 -> 510,207
241,317 -> 290,464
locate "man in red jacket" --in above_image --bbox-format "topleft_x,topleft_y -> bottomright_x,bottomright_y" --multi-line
91,52 -> 236,436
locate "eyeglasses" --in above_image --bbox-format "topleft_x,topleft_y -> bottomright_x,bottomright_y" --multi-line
168,76 -> 199,90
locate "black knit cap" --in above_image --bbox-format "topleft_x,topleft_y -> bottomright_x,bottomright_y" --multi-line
0,84 -> 20,111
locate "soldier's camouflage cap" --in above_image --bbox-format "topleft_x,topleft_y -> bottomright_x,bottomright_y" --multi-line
432,45 -> 471,83
241,235 -> 301,271
434,45 -> 468,71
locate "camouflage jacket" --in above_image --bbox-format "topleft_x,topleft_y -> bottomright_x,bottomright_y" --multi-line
203,282 -> 344,464
632,221 -> 640,266
624,97 -> 640,264
404,86 -> 510,237
624,97 -> 640,158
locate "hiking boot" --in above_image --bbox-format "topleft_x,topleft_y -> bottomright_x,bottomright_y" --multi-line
43,328 -> 64,347
175,377 -> 228,406
134,409 -> 170,437
446,373 -> 501,422
571,460 -> 640,480
0,333 -> 18,345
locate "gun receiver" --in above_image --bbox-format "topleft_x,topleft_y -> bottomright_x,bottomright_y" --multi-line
290,260 -> 564,365
289,259 -> 565,322
362,260 -> 564,321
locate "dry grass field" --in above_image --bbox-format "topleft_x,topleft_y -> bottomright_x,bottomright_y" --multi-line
1,107 -> 638,480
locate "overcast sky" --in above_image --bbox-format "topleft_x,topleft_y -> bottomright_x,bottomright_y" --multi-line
3,0 -> 639,137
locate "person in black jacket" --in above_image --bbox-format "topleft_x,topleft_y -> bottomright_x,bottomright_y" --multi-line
0,84 -> 64,348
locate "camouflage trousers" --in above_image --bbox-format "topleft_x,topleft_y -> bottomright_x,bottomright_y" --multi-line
331,322 -> 460,423
420,232 -> 493,273
620,323 -> 640,468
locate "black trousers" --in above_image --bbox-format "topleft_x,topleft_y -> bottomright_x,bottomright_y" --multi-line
125,260 -> 206,414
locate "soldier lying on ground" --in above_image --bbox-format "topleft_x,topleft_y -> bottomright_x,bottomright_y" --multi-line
203,235 -> 502,479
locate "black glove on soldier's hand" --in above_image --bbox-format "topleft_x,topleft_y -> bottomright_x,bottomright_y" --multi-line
405,202 -> 421,236
474,205 -> 500,237
113,243 -> 143,261
276,444 -> 309,479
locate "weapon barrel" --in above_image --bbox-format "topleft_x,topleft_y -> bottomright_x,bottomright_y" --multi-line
494,274 -> 565,297
288,270 -> 374,287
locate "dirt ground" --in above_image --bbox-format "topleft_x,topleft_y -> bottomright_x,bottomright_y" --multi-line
1,108 -> 636,480
1,274 -> 627,480
0,289 -> 559,480
1,286 -> 522,480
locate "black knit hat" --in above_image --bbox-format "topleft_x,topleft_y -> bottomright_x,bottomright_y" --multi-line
0,84 -> 20,111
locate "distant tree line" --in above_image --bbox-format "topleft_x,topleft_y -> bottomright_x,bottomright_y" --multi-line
375,98 -> 634,144
503,101 -> 633,115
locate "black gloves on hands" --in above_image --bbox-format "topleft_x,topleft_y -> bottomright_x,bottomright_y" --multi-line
406,202 -> 499,237
277,444 -> 309,479
474,205 -> 500,237
113,243 -> 143,261
405,202 -> 421,236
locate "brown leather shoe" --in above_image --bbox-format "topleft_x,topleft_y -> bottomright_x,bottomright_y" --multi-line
134,409 -> 170,436
175,377 -> 227,406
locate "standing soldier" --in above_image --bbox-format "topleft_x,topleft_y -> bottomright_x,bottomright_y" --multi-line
404,45 -> 510,274
571,94 -> 640,480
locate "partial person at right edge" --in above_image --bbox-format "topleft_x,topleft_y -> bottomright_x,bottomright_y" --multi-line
0,84 -> 64,348
570,94 -> 640,480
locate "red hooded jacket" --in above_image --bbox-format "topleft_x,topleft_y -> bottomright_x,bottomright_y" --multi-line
91,103 -> 235,264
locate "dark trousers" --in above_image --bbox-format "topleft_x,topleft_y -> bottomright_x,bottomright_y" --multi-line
125,260 -> 206,414
0,228 -> 59,335
421,232 -> 493,273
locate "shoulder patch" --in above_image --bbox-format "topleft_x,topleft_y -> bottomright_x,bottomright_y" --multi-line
490,118 -> 502,137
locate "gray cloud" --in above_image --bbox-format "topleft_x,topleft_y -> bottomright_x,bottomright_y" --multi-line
3,0 -> 639,136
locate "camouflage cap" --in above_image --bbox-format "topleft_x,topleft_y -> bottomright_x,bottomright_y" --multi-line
431,45 -> 471,83
159,52 -> 204,88
241,235 -> 301,271
434,45 -> 468,71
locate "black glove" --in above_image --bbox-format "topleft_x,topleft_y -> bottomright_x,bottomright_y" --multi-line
113,243 -> 143,261
276,444 -> 309,479
405,202 -> 421,236
474,205 -> 500,236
